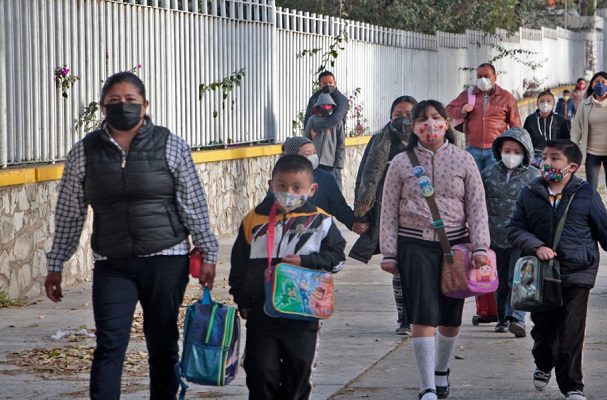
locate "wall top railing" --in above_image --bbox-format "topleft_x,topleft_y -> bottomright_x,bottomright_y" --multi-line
107,0 -> 275,22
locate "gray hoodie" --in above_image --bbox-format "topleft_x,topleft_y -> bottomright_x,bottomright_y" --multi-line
304,93 -> 345,169
481,127 -> 541,249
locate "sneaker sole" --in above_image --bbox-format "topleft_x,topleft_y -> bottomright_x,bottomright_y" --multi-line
509,323 -> 526,338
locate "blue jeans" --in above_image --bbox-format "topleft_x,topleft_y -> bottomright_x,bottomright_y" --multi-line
493,247 -> 526,323
466,146 -> 497,172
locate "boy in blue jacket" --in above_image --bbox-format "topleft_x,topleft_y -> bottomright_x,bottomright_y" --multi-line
507,139 -> 607,400
230,154 -> 346,400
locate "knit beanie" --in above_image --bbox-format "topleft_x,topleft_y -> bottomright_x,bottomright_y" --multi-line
282,136 -> 312,155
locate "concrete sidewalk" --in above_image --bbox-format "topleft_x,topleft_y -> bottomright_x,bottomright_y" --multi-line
1,228 -> 606,399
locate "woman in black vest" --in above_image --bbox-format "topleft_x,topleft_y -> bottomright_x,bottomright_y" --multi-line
44,72 -> 218,399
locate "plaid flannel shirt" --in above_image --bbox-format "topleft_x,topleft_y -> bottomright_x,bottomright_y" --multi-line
46,125 -> 218,272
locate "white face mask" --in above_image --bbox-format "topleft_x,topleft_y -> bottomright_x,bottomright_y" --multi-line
501,154 -> 524,169
305,154 -> 319,170
476,77 -> 493,92
538,102 -> 553,113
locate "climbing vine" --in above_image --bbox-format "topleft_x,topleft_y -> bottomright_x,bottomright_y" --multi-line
198,68 -> 245,118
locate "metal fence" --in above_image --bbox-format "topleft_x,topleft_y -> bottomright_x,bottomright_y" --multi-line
0,0 -> 595,167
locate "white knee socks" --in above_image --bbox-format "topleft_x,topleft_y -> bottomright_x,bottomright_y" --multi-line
435,331 -> 459,386
412,336 -> 436,396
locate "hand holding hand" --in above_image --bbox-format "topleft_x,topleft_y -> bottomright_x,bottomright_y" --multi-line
380,260 -> 398,275
536,246 -> 556,261
352,222 -> 370,235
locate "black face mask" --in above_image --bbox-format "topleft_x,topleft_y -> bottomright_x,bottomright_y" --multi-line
321,85 -> 336,95
390,116 -> 413,141
104,102 -> 143,131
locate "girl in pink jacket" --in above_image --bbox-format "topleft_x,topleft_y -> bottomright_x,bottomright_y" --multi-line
379,100 -> 490,400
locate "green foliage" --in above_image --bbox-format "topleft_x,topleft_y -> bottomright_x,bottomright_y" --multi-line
54,66 -> 79,99
199,68 -> 246,118
297,28 -> 348,77
276,0 -> 572,34
0,290 -> 23,308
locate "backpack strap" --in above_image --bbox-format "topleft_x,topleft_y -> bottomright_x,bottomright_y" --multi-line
552,192 -> 576,250
406,150 -> 453,264
265,203 -> 279,281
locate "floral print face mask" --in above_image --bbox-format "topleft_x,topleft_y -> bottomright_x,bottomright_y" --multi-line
414,119 -> 448,145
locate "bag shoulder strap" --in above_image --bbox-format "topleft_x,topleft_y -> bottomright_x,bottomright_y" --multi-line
406,150 -> 453,263
467,86 -> 476,108
266,203 -> 279,275
552,192 -> 577,250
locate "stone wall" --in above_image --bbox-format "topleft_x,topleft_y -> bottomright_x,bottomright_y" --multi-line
0,144 -> 367,299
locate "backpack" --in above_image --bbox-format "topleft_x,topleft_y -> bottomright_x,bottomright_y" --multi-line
451,86 -> 476,132
176,288 -> 240,399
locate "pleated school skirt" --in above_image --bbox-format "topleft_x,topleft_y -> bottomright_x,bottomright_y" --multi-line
397,236 -> 466,327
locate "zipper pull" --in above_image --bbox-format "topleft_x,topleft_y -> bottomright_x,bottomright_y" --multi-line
121,158 -> 127,168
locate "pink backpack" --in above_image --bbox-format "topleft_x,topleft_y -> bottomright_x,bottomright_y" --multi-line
441,244 -> 498,299
451,87 -> 476,130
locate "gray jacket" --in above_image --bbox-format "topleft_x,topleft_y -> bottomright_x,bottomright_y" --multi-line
304,93 -> 345,169
481,127 -> 540,249
571,95 -> 595,164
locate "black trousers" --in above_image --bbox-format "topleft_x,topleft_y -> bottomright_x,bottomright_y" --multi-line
585,153 -> 607,190
531,286 -> 590,395
244,308 -> 319,400
492,247 -> 523,323
90,255 -> 189,400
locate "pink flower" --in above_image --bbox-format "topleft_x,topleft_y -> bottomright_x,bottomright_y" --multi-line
137,64 -> 142,69
62,67 -> 70,76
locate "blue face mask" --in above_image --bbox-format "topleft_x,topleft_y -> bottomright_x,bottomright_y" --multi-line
594,82 -> 607,97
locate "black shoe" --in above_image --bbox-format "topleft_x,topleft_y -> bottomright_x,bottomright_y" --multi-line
418,388 -> 437,400
494,321 -> 509,333
435,369 -> 450,398
395,322 -> 411,336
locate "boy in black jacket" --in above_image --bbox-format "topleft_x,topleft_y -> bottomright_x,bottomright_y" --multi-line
229,154 -> 346,400
507,139 -> 607,400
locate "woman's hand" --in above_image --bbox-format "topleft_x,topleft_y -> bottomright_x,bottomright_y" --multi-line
199,263 -> 216,289
471,254 -> 490,269
380,260 -> 398,274
536,246 -> 556,261
44,272 -> 63,302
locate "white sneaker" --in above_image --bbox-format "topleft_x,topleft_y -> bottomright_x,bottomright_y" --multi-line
533,369 -> 551,391
565,390 -> 587,400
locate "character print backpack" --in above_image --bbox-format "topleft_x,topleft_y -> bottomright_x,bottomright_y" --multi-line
263,203 -> 335,321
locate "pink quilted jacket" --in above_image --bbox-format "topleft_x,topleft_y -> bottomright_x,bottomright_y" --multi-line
379,143 -> 490,261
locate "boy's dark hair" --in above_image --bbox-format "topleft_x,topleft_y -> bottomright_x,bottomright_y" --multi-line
563,90 -> 570,95
577,77 -> 586,83
318,71 -> 335,81
537,90 -> 554,101
390,95 -> 417,118
477,63 -> 496,75
100,71 -> 146,104
272,154 -> 314,178
544,139 -> 583,167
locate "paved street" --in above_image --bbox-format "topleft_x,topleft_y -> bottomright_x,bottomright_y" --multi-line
1,228 -> 606,399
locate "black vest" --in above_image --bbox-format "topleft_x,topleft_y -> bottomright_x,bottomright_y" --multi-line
83,118 -> 188,258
